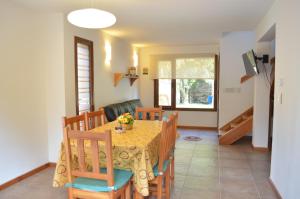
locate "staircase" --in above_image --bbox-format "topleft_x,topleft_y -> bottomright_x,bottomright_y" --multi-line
219,107 -> 253,145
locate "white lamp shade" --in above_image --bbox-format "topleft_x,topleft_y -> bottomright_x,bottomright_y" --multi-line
67,8 -> 116,29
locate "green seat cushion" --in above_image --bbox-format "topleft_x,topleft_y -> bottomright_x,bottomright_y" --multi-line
162,115 -> 168,121
65,168 -> 132,192
153,160 -> 170,176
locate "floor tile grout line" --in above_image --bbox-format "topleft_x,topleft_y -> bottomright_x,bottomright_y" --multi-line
218,142 -> 222,199
178,140 -> 198,199
179,143 -> 193,198
247,154 -> 263,199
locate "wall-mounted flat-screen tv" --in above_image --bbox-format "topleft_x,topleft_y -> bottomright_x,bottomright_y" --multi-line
242,50 -> 259,76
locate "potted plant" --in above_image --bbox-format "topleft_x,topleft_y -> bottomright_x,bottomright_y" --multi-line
117,113 -> 134,130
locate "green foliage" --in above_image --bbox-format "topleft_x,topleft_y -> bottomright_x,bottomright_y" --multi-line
177,79 -> 212,104
176,58 -> 215,78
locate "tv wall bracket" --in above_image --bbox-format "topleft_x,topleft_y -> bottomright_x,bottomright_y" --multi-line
256,54 -> 269,64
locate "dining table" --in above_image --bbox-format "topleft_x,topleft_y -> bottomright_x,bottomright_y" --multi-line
52,119 -> 163,196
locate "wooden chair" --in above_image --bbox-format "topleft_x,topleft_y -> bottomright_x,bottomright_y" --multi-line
170,112 -> 178,186
62,114 -> 86,131
85,108 -> 107,130
63,127 -> 132,199
135,107 -> 163,121
134,115 -> 175,199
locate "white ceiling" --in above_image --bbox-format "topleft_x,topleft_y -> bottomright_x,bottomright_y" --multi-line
11,0 -> 274,46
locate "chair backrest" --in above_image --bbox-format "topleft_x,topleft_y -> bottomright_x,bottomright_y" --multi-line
85,108 -> 107,130
62,114 -> 86,131
135,107 -> 163,120
63,127 -> 114,187
157,115 -> 175,173
171,112 -> 178,148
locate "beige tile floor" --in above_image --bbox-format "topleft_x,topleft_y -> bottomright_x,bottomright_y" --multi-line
0,129 -> 278,199
172,129 -> 276,199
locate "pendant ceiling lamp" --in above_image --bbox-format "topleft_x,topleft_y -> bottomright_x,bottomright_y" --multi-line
67,8 -> 116,29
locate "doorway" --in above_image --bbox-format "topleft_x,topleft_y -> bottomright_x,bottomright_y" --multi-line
268,57 -> 275,150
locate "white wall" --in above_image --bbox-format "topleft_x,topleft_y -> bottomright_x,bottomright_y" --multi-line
256,2 -> 279,43
94,34 -> 139,108
0,1 -> 138,181
219,32 -> 255,128
256,0 -> 300,198
46,16 -> 66,163
0,1 -> 65,184
139,45 -> 219,127
64,20 -> 139,117
252,41 -> 274,148
45,19 -> 140,162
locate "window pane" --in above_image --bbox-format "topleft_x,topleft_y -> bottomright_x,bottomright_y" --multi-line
76,41 -> 92,115
176,79 -> 214,109
159,79 -> 172,106
176,57 -> 215,79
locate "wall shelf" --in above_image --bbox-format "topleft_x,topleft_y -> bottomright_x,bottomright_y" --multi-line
114,73 -> 139,87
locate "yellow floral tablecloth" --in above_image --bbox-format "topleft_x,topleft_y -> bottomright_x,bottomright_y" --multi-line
52,120 -> 163,196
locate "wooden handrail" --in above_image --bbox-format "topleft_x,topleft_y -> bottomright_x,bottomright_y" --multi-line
240,75 -> 254,83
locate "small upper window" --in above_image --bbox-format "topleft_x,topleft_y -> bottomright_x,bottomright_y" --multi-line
74,37 -> 94,115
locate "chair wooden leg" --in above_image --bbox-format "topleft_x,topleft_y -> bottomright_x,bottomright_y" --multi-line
109,192 -> 115,199
165,167 -> 171,199
125,182 -> 131,199
157,176 -> 163,199
134,189 -> 143,199
68,188 -> 73,199
120,191 -> 125,199
170,157 -> 175,187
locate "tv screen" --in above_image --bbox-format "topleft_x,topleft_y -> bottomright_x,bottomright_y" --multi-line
242,50 -> 259,75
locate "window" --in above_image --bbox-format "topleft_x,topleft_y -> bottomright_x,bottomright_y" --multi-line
154,55 -> 218,111
75,37 -> 94,115
157,61 -> 172,107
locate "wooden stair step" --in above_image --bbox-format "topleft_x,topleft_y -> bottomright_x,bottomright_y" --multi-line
230,124 -> 237,128
219,107 -> 253,130
230,122 -> 240,128
219,107 -> 253,145
242,115 -> 250,120
219,130 -> 227,136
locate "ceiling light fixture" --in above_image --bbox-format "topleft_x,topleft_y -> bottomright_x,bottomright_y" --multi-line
67,8 -> 116,29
